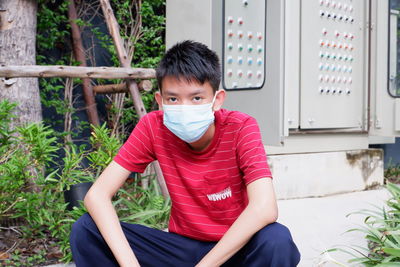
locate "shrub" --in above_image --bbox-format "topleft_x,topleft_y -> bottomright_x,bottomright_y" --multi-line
0,100 -> 170,265
327,183 -> 400,266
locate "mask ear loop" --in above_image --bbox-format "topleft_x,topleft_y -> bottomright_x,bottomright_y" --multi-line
211,91 -> 219,112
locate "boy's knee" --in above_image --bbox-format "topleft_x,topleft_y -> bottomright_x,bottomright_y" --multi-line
252,223 -> 300,263
70,213 -> 95,245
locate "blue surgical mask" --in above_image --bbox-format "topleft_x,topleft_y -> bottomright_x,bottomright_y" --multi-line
162,94 -> 217,143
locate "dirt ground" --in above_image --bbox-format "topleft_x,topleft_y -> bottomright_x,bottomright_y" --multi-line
0,225 -> 64,267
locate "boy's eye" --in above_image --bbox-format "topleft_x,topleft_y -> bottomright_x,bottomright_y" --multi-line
193,96 -> 202,102
168,97 -> 177,103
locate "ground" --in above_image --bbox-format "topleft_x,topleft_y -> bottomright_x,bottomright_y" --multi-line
0,226 -> 64,267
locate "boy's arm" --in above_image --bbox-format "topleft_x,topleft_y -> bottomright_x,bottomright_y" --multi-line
83,160 -> 141,267
195,177 -> 278,267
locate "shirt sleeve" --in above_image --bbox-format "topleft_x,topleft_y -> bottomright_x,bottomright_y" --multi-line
113,114 -> 156,173
236,116 -> 273,185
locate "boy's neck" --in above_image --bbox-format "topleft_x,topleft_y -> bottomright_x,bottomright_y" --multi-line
188,123 -> 215,151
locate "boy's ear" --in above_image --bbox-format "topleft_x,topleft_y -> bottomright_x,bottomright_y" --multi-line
155,91 -> 162,110
213,89 -> 226,111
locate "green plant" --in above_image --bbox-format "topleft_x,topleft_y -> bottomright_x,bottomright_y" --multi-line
385,158 -> 400,184
326,183 -> 400,266
116,176 -> 171,230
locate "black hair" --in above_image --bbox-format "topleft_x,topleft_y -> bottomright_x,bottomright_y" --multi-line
156,40 -> 221,93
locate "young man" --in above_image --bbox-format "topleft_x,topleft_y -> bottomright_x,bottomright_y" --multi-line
70,40 -> 300,267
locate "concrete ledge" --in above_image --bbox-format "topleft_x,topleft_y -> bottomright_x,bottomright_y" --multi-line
278,187 -> 391,266
269,149 -> 384,199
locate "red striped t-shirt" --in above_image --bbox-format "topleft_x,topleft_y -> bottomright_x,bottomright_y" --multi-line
114,108 -> 272,241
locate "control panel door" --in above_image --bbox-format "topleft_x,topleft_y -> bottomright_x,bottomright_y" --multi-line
369,0 -> 400,137
221,0 -> 285,146
299,0 -> 368,130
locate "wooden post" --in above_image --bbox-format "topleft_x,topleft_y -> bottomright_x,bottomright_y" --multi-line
99,0 -> 168,198
93,80 -> 153,94
0,65 -> 156,79
68,0 -> 100,126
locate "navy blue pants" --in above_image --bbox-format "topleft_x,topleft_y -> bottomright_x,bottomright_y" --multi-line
70,213 -> 300,267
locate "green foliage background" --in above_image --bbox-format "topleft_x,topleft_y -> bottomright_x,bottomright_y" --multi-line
0,1 -> 168,266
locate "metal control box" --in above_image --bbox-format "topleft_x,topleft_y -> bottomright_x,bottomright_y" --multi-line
166,0 -> 400,151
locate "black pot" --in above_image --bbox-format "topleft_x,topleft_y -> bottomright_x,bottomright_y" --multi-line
64,182 -> 93,211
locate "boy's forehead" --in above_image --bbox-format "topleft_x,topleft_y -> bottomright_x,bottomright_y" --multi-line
161,76 -> 213,95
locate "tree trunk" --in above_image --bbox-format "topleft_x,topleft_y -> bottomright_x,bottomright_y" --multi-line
0,0 -> 41,193
0,0 -> 42,128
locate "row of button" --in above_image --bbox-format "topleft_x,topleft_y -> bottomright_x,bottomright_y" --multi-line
320,11 -> 354,22
227,56 -> 263,65
319,52 -> 354,61
321,29 -> 355,39
319,40 -> 354,50
318,87 -> 352,95
227,43 -> 263,53
231,82 -> 261,88
227,30 -> 263,40
319,0 -> 353,12
227,70 -> 263,79
318,75 -> 353,83
319,64 -> 353,72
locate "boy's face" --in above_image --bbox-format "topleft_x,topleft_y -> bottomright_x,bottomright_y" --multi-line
155,76 -> 225,110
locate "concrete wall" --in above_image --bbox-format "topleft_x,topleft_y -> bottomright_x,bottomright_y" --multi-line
269,149 -> 384,199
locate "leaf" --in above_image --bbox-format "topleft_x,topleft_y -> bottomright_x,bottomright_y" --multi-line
382,247 -> 400,257
375,263 -> 400,267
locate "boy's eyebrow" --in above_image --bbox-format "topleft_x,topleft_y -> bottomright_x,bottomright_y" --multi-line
162,89 -> 205,97
188,89 -> 205,96
163,91 -> 179,96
